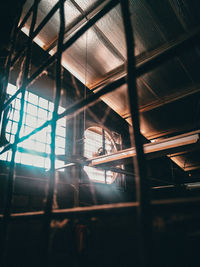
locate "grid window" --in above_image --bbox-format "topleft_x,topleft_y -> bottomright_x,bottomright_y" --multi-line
83,126 -> 117,184
0,83 -> 66,169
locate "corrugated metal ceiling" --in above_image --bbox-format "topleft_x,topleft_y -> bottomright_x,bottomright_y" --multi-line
20,0 -> 200,171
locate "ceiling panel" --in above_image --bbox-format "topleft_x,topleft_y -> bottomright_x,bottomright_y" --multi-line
141,57 -> 193,99
143,0 -> 185,40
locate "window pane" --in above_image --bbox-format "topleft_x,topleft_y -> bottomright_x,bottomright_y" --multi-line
37,118 -> 45,127
56,126 -> 65,137
55,159 -> 64,169
35,128 -> 47,143
25,91 -> 28,101
11,122 -> 18,134
15,151 -> 21,163
45,158 -> 50,169
55,147 -> 65,155
6,121 -> 12,133
33,155 -> 45,168
10,134 -> 15,144
7,83 -> 17,95
22,139 -> 35,150
38,108 -> 47,119
28,92 -> 38,105
24,125 -> 33,135
14,99 -> 21,110
49,102 -> 54,112
57,117 -> 66,127
27,103 -> 37,115
58,106 -> 65,114
55,136 -> 65,148
2,83 -> 67,169
20,153 -> 33,166
13,110 -> 20,122
26,114 -> 37,128
39,97 -> 48,109
35,141 -> 46,152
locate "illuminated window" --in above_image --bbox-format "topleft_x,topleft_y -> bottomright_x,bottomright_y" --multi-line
83,126 -> 119,184
0,83 -> 66,169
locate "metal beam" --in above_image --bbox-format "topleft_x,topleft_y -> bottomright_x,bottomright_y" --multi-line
45,0 -> 111,52
137,84 -> 200,113
90,26 -> 200,91
0,196 -> 199,221
87,130 -> 200,167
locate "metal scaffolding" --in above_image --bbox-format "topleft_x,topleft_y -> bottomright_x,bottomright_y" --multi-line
0,0 -> 200,266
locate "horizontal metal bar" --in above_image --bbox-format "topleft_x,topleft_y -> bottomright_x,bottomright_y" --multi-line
139,84 -> 200,113
91,26 -> 200,92
88,130 -> 200,167
0,196 -> 199,221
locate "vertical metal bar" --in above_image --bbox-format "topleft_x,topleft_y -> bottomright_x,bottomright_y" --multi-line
102,128 -> 107,183
42,0 -> 65,264
1,1 -> 39,266
0,2 -> 24,121
120,1 -> 152,267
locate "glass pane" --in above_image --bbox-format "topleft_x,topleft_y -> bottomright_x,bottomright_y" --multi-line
14,98 -> 21,110
33,155 -> 45,167
0,151 -> 9,161
10,134 -> 15,144
13,110 -> 20,122
11,122 -> 18,134
22,139 -> 35,150
38,108 -> 47,119
34,128 -> 47,143
35,141 -> 46,152
55,159 -> 64,169
28,92 -> 38,105
39,97 -> 48,109
56,126 -> 66,137
55,147 -> 65,155
48,111 -> 52,120
57,117 -> 66,127
55,136 -> 65,148
49,102 -> 54,112
5,133 -> 10,142
37,118 -> 45,127
24,125 -> 33,135
20,153 -> 33,166
15,151 -> 22,163
7,83 -> 17,95
45,158 -> 50,169
58,106 -> 65,114
26,114 -> 37,128
27,103 -> 37,115
6,121 -> 12,132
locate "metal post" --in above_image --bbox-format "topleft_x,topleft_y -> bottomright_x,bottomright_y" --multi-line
0,2 -> 24,122
1,1 -> 39,266
120,1 -> 152,266
102,128 -> 107,183
42,0 -> 65,264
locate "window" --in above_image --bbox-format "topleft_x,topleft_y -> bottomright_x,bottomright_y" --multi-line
83,126 -> 119,184
0,83 -> 66,169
